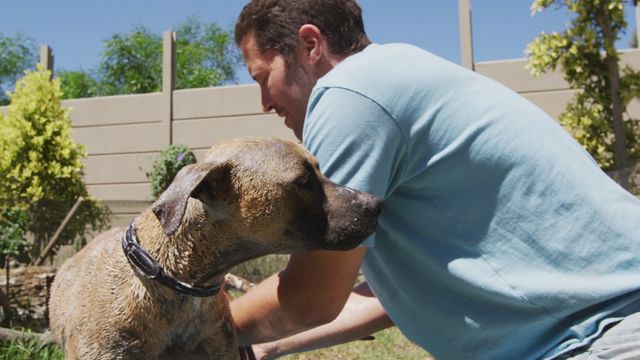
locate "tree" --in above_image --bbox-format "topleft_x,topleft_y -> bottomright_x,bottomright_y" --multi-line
57,69 -> 99,100
0,66 -> 111,262
98,26 -> 163,96
174,18 -> 240,90
96,18 -> 241,96
526,0 -> 640,190
0,19 -> 241,100
0,33 -> 37,105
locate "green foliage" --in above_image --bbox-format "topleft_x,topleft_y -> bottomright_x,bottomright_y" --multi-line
526,0 -> 640,171
57,69 -> 99,100
0,66 -> 111,262
95,18 -> 241,96
146,144 -> 197,199
0,338 -> 63,360
98,26 -> 163,96
0,207 -> 29,266
174,18 -> 241,90
0,19 -> 240,101
1,65 -> 85,201
0,33 -> 37,105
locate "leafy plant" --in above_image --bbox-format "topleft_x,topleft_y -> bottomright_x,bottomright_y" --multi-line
98,26 -> 163,96
0,337 -> 63,360
0,19 -> 240,100
526,0 -> 640,189
57,69 -> 99,100
146,144 -> 197,199
0,66 -> 111,262
0,208 -> 29,267
96,18 -> 241,96
174,18 -> 241,90
0,33 -> 37,105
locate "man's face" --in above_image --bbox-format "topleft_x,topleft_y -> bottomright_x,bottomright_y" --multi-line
241,34 -> 316,140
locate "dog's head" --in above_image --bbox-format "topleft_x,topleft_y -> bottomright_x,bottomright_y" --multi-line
152,138 -> 382,255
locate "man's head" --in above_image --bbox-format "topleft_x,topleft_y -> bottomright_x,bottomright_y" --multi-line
235,0 -> 370,140
235,0 -> 370,63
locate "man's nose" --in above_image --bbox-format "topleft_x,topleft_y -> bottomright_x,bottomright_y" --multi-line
261,90 -> 274,113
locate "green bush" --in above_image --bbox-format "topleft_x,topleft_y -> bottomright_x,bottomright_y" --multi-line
0,66 -> 111,262
146,144 -> 197,199
0,208 -> 29,266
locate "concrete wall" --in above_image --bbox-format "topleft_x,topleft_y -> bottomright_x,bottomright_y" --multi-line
3,43 -> 640,230
63,84 -> 295,227
474,49 -> 640,119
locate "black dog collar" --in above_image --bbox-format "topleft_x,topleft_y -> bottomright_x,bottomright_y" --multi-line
121,221 -> 222,297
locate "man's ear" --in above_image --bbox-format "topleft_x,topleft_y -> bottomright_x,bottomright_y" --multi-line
298,24 -> 324,63
152,161 -> 230,236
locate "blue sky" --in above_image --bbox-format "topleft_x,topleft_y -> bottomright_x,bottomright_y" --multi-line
1,1 -> 638,84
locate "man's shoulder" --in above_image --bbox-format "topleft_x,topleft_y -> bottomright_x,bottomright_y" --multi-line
315,42 -> 469,104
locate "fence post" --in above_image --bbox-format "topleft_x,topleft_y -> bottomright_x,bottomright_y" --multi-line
635,1 -> 640,49
39,45 -> 54,79
162,31 -> 176,146
458,0 -> 475,70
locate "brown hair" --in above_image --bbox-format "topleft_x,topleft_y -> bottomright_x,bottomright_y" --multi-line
235,0 -> 370,60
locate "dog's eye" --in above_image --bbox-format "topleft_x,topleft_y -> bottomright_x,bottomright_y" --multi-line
295,173 -> 314,191
296,174 -> 309,186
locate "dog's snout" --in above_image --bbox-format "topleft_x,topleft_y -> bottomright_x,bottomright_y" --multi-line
338,186 -> 383,216
356,192 -> 383,217
365,196 -> 383,216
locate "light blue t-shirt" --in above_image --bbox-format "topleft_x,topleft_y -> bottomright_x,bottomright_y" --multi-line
302,43 -> 640,360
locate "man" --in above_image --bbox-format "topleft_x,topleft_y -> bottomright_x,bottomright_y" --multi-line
231,1 -> 640,359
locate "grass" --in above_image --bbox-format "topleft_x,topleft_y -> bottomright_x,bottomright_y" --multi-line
0,329 -> 429,360
283,327 -> 432,360
0,338 -> 63,360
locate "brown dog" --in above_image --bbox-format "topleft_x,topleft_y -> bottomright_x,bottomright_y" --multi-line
48,137 -> 382,359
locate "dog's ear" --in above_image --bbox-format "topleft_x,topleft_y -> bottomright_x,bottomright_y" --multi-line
152,161 -> 230,236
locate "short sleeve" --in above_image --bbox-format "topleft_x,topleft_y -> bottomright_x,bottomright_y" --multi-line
302,87 -> 406,246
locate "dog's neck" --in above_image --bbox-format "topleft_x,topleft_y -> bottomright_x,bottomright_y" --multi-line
133,202 -> 229,293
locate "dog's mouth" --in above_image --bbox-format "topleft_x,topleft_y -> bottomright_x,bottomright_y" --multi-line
321,215 -> 380,251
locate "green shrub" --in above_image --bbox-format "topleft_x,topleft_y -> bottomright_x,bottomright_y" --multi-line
0,65 -> 111,262
146,144 -> 197,199
0,208 -> 29,266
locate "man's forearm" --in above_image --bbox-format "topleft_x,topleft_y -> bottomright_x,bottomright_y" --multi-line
231,273 -> 310,346
231,248 -> 367,346
254,282 -> 393,359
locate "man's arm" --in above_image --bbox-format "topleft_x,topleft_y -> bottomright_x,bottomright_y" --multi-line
231,246 -> 367,346
252,281 -> 393,359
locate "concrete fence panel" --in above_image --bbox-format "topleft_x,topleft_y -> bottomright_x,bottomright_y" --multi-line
3,40 -> 640,244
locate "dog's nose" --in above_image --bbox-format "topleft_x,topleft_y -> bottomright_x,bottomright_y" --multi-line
366,197 -> 383,216
344,187 -> 383,217
360,194 -> 383,217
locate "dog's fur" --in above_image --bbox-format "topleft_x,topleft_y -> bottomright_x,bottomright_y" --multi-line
49,137 -> 382,359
